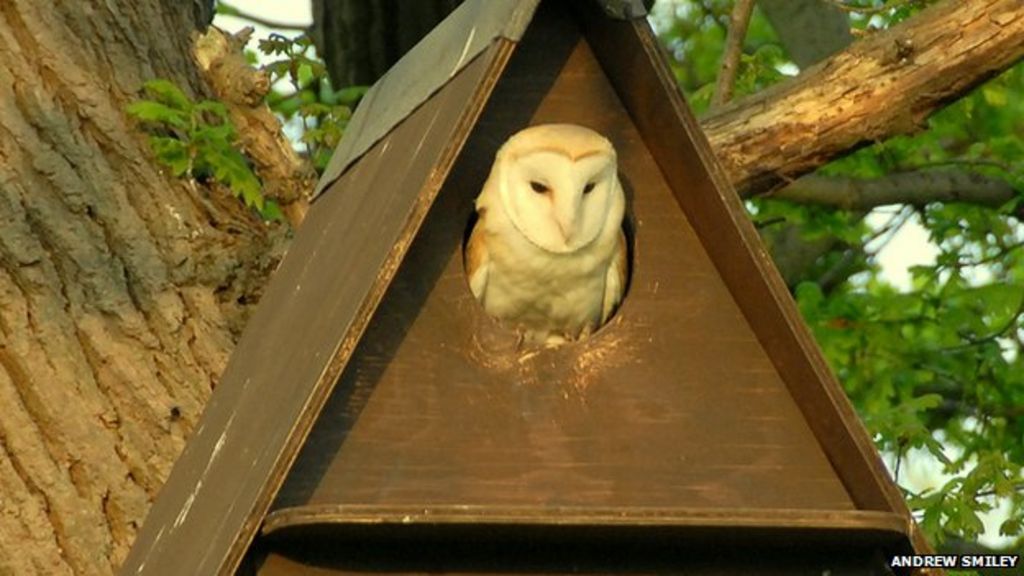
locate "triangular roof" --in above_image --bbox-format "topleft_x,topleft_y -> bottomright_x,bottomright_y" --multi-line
122,1 -> 930,574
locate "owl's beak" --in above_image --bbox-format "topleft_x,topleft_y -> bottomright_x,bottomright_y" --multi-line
556,218 -> 573,243
554,203 -> 577,244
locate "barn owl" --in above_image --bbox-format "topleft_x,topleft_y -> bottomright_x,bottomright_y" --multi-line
465,124 -> 627,345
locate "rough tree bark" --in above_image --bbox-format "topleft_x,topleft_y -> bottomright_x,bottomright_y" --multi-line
0,1 -> 279,574
0,0 -> 1022,574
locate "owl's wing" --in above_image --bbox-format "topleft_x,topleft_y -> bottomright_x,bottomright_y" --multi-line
465,213 -> 490,301
601,230 -> 628,323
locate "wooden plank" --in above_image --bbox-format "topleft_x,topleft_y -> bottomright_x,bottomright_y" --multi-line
269,2 -> 853,526
261,504 -> 911,538
119,44 -> 513,576
256,506 -> 911,575
256,553 -> 894,576
252,517 -> 903,575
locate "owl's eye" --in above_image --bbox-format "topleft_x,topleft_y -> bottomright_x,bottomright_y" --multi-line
583,182 -> 597,195
529,181 -> 550,194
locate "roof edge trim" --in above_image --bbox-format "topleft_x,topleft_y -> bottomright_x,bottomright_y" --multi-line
314,0 -> 541,198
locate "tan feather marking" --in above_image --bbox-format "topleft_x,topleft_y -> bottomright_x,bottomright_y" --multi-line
601,229 -> 628,323
465,213 -> 490,299
614,230 -> 628,291
511,146 -> 608,163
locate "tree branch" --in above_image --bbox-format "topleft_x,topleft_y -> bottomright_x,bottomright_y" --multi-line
770,168 -> 1018,211
828,0 -> 922,15
712,0 -> 756,108
761,167 -> 1018,288
701,0 -> 1024,197
193,27 -> 316,227
217,2 -> 308,32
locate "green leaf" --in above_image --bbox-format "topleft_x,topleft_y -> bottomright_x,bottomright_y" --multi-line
268,91 -> 302,117
126,101 -> 189,129
262,59 -> 293,82
193,100 -> 230,122
259,199 -> 284,222
1000,517 -> 1022,537
296,62 -> 314,87
141,79 -> 192,111
147,136 -> 190,176
298,102 -> 332,118
190,123 -> 235,146
215,2 -> 241,17
795,281 -> 825,316
335,85 -> 369,106
200,145 -> 263,209
258,34 -> 294,56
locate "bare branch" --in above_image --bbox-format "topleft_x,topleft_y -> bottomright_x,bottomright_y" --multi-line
712,0 -> 756,108
770,169 -> 1017,211
218,2 -> 308,32
701,0 -> 1024,196
827,0 -> 922,15
760,167 -> 1018,287
193,27 -> 316,227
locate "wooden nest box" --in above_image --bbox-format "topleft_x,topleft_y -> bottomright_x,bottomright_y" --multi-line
123,1 -> 933,574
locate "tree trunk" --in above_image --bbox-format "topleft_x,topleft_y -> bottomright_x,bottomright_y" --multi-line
311,0 -> 463,87
0,1 -> 278,574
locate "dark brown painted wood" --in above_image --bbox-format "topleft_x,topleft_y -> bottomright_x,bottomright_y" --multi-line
254,505 -> 913,574
269,0 -> 853,529
262,505 -> 910,538
120,45 -> 513,576
255,552 -> 895,576
253,538 -> 901,576
572,0 -> 902,513
572,0 -> 934,555
250,517 -> 902,575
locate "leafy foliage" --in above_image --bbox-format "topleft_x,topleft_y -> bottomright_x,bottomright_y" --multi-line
127,30 -> 368,220
258,33 -> 366,171
807,62 -> 1024,551
652,1 -> 788,114
127,80 -> 280,220
655,0 -> 1023,554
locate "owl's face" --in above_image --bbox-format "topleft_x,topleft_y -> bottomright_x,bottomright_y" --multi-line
495,125 -> 620,254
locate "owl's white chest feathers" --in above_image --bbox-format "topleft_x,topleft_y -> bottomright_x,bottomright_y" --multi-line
474,208 -> 620,340
483,225 -> 610,332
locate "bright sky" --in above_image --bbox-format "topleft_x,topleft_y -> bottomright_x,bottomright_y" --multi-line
217,0 -> 312,30
212,0 -> 1010,549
